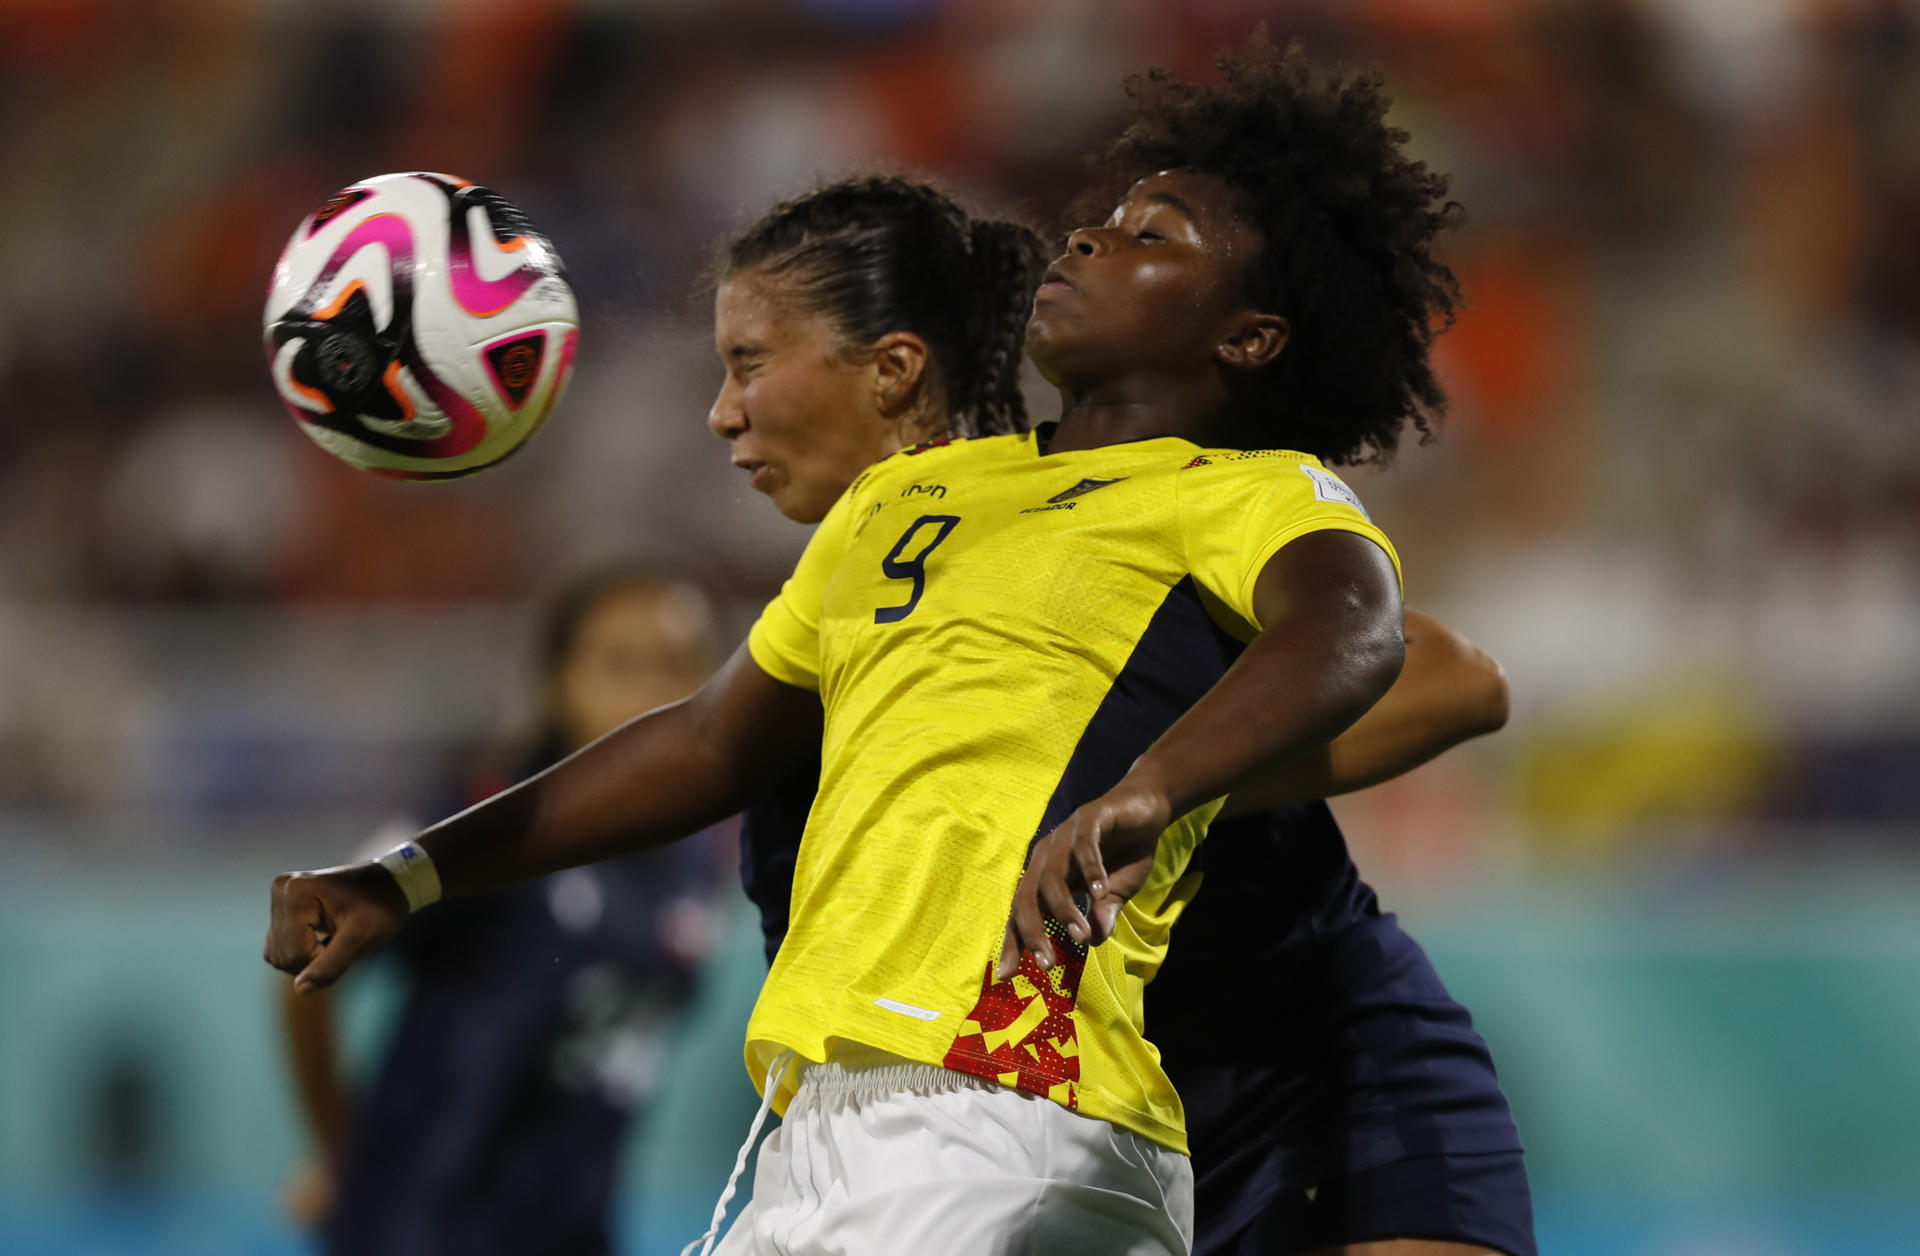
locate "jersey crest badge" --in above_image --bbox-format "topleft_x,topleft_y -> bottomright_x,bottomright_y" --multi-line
1301,464 -> 1370,519
1047,476 -> 1127,504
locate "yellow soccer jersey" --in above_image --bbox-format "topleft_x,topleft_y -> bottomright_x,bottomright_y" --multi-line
745,428 -> 1400,1153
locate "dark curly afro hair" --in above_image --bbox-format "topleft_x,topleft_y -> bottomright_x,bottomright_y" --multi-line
1077,31 -> 1463,466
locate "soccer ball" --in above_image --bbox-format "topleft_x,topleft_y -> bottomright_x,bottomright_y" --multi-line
264,172 -> 579,479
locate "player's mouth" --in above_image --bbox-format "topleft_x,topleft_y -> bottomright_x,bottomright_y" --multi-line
1035,263 -> 1076,300
734,457 -> 773,492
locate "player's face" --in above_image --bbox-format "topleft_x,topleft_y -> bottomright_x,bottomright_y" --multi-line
555,587 -> 705,749
710,271 -> 904,524
1025,169 -> 1265,392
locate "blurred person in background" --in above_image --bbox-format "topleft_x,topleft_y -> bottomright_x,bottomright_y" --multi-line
0,5 -> 1904,1255
277,563 -> 726,1256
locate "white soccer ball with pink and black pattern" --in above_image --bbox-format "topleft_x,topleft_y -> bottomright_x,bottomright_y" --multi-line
264,172 -> 578,479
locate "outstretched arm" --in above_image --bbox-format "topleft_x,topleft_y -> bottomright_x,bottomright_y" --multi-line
1003,529 -> 1404,975
264,644 -> 821,992
1218,608 -> 1507,816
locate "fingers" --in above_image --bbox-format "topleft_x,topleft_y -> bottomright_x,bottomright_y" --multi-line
1004,853 -> 1052,978
1086,829 -> 1157,945
1038,839 -> 1091,944
264,873 -> 323,978
293,916 -> 375,994
265,866 -> 399,992
996,794 -> 1159,980
1067,818 -> 1110,927
999,817 -> 1096,979
1089,889 -> 1126,946
1029,817 -> 1090,958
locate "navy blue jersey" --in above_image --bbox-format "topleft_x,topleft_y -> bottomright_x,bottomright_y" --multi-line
325,746 -> 721,1256
739,780 -> 1523,1254
739,765 -> 813,965
1148,802 -> 1524,1253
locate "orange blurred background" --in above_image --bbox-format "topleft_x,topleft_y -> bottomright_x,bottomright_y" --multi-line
2,2 -> 1917,1253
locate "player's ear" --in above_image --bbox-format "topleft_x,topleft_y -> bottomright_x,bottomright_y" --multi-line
1216,312 -> 1288,372
868,331 -> 931,417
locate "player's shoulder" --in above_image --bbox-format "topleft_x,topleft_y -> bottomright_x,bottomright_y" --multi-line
1174,445 -> 1323,476
1174,447 -> 1372,519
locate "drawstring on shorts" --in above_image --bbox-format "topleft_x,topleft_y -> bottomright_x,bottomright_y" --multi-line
680,1049 -> 796,1256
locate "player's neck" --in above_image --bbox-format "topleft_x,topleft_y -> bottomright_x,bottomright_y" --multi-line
1046,385 -> 1238,454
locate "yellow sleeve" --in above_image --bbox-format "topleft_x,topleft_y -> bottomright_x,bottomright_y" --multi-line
1179,455 -> 1402,630
746,486 -> 858,692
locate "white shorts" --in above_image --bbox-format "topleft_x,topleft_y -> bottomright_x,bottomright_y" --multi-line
710,1044 -> 1193,1256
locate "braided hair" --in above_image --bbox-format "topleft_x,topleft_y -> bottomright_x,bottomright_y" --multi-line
725,176 -> 1051,438
1077,32 -> 1464,465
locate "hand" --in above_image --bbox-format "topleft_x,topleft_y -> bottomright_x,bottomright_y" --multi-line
280,1155 -> 338,1228
997,778 -> 1171,980
264,861 -> 409,993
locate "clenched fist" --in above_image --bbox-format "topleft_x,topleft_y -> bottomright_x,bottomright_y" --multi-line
264,861 -> 410,993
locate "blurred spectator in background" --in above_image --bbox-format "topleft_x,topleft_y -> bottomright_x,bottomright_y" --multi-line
277,563 -> 727,1256
2,2 -> 1919,1247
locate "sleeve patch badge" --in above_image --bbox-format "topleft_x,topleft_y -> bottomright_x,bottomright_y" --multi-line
1301,464 -> 1370,520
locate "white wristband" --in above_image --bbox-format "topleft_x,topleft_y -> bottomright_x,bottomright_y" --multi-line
375,841 -> 442,912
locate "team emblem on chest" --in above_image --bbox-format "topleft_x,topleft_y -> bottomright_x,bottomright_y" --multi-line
1048,476 -> 1127,503
1019,475 -> 1129,516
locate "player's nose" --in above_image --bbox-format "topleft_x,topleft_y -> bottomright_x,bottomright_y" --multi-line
708,381 -> 747,439
1065,226 -> 1109,259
